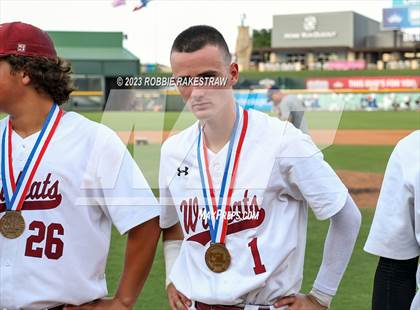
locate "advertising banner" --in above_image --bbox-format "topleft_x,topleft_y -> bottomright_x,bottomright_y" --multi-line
382,7 -> 420,29
306,76 -> 420,90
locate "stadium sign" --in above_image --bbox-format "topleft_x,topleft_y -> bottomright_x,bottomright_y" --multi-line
283,15 -> 337,40
306,76 -> 420,90
382,7 -> 420,29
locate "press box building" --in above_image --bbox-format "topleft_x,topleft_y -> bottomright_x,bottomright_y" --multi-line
253,11 -> 420,71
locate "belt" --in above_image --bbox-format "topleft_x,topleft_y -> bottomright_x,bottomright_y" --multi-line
46,298 -> 97,310
195,302 -> 270,310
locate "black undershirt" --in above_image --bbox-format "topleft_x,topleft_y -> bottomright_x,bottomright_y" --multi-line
372,256 -> 419,310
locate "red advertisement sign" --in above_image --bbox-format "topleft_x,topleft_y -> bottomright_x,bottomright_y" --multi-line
306,76 -> 420,90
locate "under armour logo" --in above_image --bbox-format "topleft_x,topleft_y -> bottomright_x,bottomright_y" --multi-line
177,166 -> 189,176
17,43 -> 26,52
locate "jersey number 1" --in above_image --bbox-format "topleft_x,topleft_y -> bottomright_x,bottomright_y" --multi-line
248,237 -> 266,275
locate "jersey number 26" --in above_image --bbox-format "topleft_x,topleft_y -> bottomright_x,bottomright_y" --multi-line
25,221 -> 64,260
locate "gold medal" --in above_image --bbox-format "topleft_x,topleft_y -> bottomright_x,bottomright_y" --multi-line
205,243 -> 231,273
0,211 -> 25,239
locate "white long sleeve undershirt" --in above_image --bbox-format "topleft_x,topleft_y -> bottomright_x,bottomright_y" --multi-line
312,194 -> 362,296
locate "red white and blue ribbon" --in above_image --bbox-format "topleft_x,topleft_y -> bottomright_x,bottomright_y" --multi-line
1,104 -> 63,212
133,0 -> 150,11
197,104 -> 248,244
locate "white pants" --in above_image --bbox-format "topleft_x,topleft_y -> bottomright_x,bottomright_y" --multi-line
189,302 -> 287,310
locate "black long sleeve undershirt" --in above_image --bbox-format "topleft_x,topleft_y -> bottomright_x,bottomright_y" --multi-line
372,256 -> 419,310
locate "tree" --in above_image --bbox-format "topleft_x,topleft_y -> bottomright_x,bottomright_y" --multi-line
252,29 -> 271,49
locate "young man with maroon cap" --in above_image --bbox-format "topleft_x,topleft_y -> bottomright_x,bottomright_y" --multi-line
0,22 -> 161,309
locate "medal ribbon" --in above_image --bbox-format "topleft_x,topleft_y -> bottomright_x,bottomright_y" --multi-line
197,104 -> 248,244
1,104 -> 63,211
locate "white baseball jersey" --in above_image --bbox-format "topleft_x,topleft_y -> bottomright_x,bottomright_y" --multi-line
364,130 -> 420,310
159,107 -> 348,306
0,112 -> 160,309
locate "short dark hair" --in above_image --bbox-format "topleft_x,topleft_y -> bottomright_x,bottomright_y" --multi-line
171,25 -> 231,64
1,55 -> 74,105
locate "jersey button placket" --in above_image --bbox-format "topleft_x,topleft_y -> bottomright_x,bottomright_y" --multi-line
212,161 -> 222,185
0,238 -> 15,308
2,140 -> 23,308
1,242 -> 16,308
0,241 -> 3,306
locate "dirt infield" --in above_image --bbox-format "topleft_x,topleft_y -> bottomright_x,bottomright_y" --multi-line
336,170 -> 383,208
116,129 -> 412,145
311,129 -> 413,145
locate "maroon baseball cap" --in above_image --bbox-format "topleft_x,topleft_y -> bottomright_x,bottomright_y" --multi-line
0,22 -> 57,59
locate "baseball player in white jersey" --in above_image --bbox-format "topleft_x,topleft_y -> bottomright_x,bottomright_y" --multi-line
0,22 -> 161,309
160,25 -> 362,310
364,130 -> 420,310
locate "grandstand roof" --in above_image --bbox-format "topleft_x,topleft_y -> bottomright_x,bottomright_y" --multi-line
47,31 -> 139,75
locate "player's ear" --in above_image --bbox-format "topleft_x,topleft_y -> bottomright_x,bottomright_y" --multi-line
21,70 -> 31,86
228,62 -> 239,87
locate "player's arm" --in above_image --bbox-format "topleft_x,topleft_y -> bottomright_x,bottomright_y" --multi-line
162,223 -> 191,310
161,219 -> 192,310
88,217 -> 162,309
275,195 -> 361,309
161,208 -> 191,310
372,256 -> 418,310
279,97 -> 293,122
113,217 -> 161,308
274,134 -> 361,309
65,218 -> 161,310
158,144 -> 191,310
309,194 -> 361,308
163,222 -> 183,287
159,152 -> 184,290
279,104 -> 290,121
68,130 -> 162,309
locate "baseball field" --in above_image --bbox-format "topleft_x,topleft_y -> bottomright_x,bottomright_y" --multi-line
84,109 -> 418,309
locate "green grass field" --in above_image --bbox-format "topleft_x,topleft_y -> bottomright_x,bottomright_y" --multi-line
95,111 -> 418,310
323,145 -> 394,173
80,110 -> 419,131
1,110 -> 418,131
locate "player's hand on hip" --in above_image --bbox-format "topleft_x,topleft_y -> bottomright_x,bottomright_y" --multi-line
63,297 -> 132,310
167,283 -> 192,310
273,294 -> 328,310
